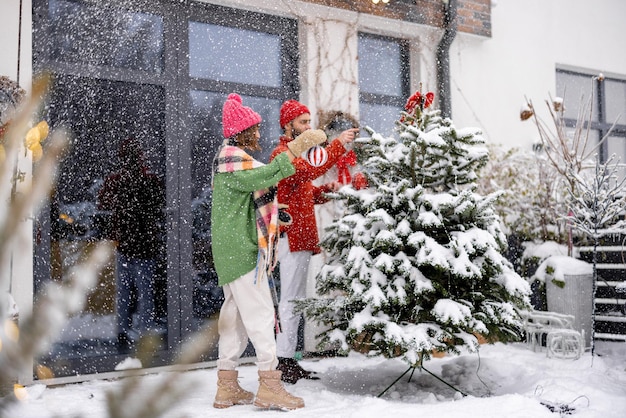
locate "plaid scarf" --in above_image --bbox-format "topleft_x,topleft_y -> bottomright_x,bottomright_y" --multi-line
213,140 -> 280,280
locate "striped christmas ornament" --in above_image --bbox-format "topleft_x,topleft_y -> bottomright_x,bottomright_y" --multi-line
302,145 -> 328,167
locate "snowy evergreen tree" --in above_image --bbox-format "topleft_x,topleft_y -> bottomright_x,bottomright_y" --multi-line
297,88 -> 531,367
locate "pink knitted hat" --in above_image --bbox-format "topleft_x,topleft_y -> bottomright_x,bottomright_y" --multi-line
222,93 -> 262,138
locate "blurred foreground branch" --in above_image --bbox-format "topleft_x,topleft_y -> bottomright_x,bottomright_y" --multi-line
1,74 -> 219,418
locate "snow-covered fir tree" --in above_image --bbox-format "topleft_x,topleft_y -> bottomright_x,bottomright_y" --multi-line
296,88 -> 531,367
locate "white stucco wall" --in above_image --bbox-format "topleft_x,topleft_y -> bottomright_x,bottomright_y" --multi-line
1,0 -> 34,295
0,0 -> 32,84
450,0 -> 626,150
0,0 -> 21,80
1,0 -> 35,383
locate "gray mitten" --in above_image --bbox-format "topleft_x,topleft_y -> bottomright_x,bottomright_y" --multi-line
287,129 -> 327,156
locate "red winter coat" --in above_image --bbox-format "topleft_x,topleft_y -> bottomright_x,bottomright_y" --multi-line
269,135 -> 347,254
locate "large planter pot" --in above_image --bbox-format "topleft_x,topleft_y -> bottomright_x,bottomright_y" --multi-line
537,255 -> 593,348
546,273 -> 593,348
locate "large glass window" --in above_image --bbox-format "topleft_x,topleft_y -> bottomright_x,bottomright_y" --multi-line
43,75 -> 168,374
47,0 -> 164,73
358,33 -> 410,135
556,69 -> 626,164
605,79 -> 626,124
189,22 -> 282,87
607,135 -> 626,181
186,8 -> 298,339
33,0 -> 299,378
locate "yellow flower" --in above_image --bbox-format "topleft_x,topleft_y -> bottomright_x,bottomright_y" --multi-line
36,120 -> 49,140
24,120 -> 49,150
30,143 -> 43,162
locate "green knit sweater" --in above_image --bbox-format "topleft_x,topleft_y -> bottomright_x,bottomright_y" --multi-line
211,152 -> 295,285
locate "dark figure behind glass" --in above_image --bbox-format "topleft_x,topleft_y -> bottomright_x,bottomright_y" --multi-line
98,137 -> 165,352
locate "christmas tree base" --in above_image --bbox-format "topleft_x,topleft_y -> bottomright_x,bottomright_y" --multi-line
350,330 -> 402,358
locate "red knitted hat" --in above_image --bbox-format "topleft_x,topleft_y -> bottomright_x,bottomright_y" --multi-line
279,99 -> 310,128
222,93 -> 262,138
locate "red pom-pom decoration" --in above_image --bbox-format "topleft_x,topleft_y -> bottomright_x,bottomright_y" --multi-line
352,172 -> 368,190
302,145 -> 328,167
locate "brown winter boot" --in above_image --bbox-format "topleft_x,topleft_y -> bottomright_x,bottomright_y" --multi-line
254,370 -> 305,411
213,370 -> 254,409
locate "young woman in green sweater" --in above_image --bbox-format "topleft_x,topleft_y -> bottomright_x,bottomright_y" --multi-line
211,93 -> 325,411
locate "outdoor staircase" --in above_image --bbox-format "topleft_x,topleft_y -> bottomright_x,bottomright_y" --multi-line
577,233 -> 626,342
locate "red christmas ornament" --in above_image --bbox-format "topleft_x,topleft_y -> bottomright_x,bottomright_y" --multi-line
352,172 -> 368,190
303,145 -> 328,167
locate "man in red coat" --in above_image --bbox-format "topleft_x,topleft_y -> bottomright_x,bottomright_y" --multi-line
269,100 -> 358,383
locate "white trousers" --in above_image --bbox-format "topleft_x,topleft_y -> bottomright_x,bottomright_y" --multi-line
217,266 -> 278,371
276,236 -> 312,358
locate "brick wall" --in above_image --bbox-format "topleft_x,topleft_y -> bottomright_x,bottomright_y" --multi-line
299,0 -> 491,37
456,0 -> 491,37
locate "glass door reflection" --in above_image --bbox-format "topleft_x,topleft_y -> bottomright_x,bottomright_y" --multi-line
38,75 -> 168,376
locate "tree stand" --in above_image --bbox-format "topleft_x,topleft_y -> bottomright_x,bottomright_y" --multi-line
377,365 -> 468,398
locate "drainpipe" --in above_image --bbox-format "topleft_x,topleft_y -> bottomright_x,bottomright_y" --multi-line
436,0 -> 458,119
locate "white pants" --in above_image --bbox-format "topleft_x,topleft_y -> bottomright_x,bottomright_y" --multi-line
276,236 -> 312,358
217,267 -> 278,371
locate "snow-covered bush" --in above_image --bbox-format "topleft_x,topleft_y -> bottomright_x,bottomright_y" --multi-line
477,145 -> 568,245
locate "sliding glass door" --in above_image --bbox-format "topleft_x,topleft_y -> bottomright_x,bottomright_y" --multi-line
33,0 -> 298,378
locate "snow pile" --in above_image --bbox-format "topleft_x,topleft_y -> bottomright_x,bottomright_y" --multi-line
532,255 -> 593,285
7,342 -> 626,418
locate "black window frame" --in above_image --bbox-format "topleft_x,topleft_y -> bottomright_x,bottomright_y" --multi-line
556,68 -> 626,162
357,31 -> 410,133
358,32 -> 410,107
185,2 -> 299,101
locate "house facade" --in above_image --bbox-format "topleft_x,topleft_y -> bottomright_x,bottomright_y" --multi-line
1,0 -> 625,384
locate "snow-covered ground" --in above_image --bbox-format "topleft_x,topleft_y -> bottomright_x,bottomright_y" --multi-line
8,340 -> 626,418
